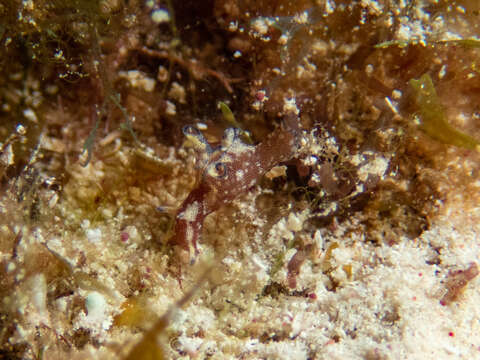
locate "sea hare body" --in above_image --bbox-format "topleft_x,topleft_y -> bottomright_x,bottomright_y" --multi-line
170,114 -> 300,259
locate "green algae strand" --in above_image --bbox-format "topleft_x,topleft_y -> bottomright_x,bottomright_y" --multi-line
410,73 -> 480,151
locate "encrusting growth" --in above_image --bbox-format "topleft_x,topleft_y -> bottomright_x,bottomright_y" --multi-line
170,113 -> 301,261
440,262 -> 479,306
